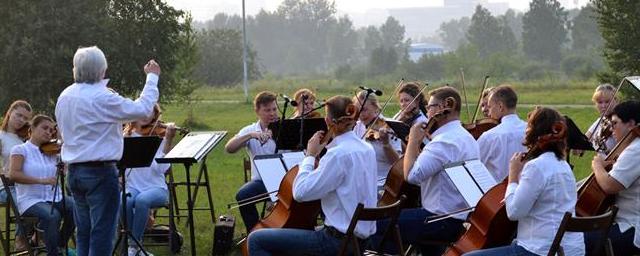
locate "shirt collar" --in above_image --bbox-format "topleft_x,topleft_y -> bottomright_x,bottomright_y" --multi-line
328,131 -> 356,147
501,114 -> 520,124
431,120 -> 462,137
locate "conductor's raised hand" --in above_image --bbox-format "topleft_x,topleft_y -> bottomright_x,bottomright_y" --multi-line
144,59 -> 161,76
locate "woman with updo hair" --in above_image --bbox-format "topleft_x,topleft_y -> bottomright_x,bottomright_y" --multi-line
291,88 -> 322,119
393,82 -> 428,126
464,107 -> 584,256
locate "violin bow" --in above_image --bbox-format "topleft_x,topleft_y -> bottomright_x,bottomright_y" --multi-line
471,76 -> 490,124
459,68 -> 471,123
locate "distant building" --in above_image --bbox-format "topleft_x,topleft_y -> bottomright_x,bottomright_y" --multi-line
409,43 -> 445,61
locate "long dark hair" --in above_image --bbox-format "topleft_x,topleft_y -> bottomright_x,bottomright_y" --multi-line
398,82 -> 427,116
523,107 -> 567,160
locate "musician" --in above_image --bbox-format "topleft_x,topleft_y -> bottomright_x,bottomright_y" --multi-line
477,85 -> 526,181
224,91 -> 279,233
479,87 -> 494,118
393,82 -> 428,126
353,91 -> 402,192
0,100 -> 32,249
291,88 -> 321,118
465,107 -> 584,256
122,104 -> 176,256
373,86 -> 478,254
586,83 -> 617,154
586,100 -> 640,255
8,115 -> 75,256
248,95 -> 377,255
55,46 -> 161,255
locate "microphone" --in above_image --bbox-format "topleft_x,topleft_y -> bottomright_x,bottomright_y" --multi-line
280,94 -> 298,107
359,86 -> 383,96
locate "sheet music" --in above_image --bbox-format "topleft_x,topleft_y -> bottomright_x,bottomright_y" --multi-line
464,159 -> 498,193
445,165 -> 484,207
281,151 -> 305,170
165,133 -> 217,159
254,158 -> 288,202
627,76 -> 640,91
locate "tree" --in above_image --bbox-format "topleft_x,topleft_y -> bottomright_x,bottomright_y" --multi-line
380,16 -> 409,60
467,5 -> 517,57
570,4 -> 603,51
522,0 -> 568,63
438,17 -> 470,50
501,9 -> 523,42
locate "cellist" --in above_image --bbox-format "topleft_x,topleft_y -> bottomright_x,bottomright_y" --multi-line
465,107 -> 584,256
477,85 -> 526,181
248,95 -> 377,255
585,100 -> 640,255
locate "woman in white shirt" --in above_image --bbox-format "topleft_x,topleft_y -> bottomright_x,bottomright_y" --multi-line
8,115 -> 75,256
585,83 -> 617,154
393,82 -> 428,126
122,104 -> 177,256
464,107 -> 584,256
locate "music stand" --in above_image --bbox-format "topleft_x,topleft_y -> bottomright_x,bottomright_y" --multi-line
385,120 -> 411,143
113,136 -> 162,256
269,118 -> 327,151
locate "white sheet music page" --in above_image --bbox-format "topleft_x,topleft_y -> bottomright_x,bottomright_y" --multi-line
165,133 -> 217,159
445,165 -> 483,207
254,158 -> 287,202
464,159 -> 498,193
281,151 -> 305,170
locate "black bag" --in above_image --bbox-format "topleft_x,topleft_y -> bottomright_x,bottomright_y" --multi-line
212,215 -> 236,255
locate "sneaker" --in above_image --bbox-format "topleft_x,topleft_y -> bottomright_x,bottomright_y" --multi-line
128,246 -> 154,256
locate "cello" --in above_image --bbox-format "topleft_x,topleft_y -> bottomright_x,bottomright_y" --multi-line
575,125 -> 640,217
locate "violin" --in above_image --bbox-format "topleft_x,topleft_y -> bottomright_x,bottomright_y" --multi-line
131,120 -> 189,137
593,116 -> 614,154
40,139 -> 62,156
464,118 -> 500,140
364,118 -> 398,142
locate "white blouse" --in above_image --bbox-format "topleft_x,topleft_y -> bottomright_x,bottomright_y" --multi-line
11,141 -> 61,214
0,131 -> 24,190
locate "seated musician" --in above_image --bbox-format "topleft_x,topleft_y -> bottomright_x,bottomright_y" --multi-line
393,82 -> 428,126
586,83 -> 618,154
291,88 -> 322,119
8,115 -> 76,256
477,85 -> 526,181
248,95 -> 377,255
465,107 -> 584,256
352,91 -> 401,193
225,91 -> 279,233
122,104 -> 177,256
479,87 -> 494,118
372,86 -> 478,254
586,100 -> 640,255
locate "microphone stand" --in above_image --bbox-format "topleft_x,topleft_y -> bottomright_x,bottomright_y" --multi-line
298,96 -> 306,150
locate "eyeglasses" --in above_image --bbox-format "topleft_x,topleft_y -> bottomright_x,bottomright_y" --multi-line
426,103 -> 442,110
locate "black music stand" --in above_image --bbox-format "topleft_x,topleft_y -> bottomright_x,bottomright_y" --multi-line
113,136 -> 162,256
269,118 -> 327,151
156,131 -> 227,256
564,115 -> 594,169
385,120 -> 411,143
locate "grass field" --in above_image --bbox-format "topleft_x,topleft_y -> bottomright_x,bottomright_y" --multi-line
0,81 -> 602,255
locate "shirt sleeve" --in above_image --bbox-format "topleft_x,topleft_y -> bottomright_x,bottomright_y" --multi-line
609,142 -> 640,188
504,162 -> 545,220
407,140 -> 455,185
234,124 -> 254,147
292,152 -> 345,202
93,74 -> 159,122
9,144 -> 26,157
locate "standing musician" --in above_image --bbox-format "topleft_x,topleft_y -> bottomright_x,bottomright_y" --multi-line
122,104 -> 177,256
586,100 -> 640,255
224,91 -> 279,233
465,107 -> 584,256
479,87 -> 494,118
372,86 -> 478,254
586,83 -> 618,154
0,100 -> 32,249
55,46 -> 161,256
393,82 -> 428,126
290,88 -> 322,118
248,95 -> 377,255
8,115 -> 76,256
477,85 -> 526,181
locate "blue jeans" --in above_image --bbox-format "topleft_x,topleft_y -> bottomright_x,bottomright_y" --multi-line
124,187 -> 168,243
248,227 -> 344,256
462,243 -> 537,256
585,224 -> 640,256
22,198 -> 76,256
68,165 -> 121,256
236,180 -> 267,232
370,208 -> 464,255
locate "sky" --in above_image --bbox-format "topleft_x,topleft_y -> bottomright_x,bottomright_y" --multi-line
165,0 -> 587,22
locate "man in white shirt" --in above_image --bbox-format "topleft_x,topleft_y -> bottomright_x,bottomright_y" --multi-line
224,91 -> 279,233
248,95 -> 377,255
477,85 -> 527,181
588,100 -> 640,255
372,86 -> 479,254
55,46 -> 160,256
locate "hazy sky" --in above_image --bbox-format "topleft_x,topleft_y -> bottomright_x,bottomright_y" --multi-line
166,0 -> 587,22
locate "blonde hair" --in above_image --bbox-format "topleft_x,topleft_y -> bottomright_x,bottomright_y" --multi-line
293,88 -> 316,103
592,83 -> 616,102
354,91 -> 381,110
1,100 -> 32,132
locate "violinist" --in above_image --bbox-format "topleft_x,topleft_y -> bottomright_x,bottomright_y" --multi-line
0,100 -> 33,249
477,85 -> 526,181
393,82 -> 428,126
224,91 -> 279,233
585,101 -> 640,255
465,107 -> 584,256
291,88 -> 322,119
372,86 -> 478,254
479,87 -> 494,118
352,91 -> 401,193
7,115 -> 76,256
248,95 -> 377,255
121,104 -> 176,256
585,83 -> 618,154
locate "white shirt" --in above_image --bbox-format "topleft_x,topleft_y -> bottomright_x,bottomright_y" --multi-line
609,138 -> 640,248
477,114 -> 527,181
0,131 -> 24,190
126,132 -> 171,192
293,131 -> 377,239
55,74 -> 159,163
354,119 -> 403,187
234,121 -> 276,180
11,141 -> 61,214
407,120 -> 479,220
505,152 -> 584,255
587,118 -> 617,154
